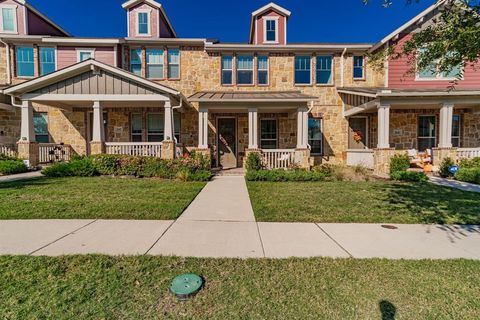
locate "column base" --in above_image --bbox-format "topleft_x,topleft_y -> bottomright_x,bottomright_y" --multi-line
432,147 -> 458,167
161,140 -> 176,160
373,148 -> 397,177
295,148 -> 311,169
89,141 -> 105,155
17,141 -> 39,167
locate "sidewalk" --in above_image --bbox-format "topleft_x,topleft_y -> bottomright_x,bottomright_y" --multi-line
0,171 -> 43,183
429,176 -> 480,193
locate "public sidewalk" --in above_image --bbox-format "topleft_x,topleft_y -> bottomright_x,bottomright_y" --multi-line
0,171 -> 43,183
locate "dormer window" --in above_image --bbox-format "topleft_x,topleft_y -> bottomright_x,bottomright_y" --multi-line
137,11 -> 150,35
0,5 -> 17,33
264,17 -> 278,43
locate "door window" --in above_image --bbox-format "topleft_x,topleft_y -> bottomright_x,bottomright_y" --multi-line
418,116 -> 436,151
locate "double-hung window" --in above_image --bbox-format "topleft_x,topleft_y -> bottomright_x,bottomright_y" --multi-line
295,56 -> 311,85
168,49 -> 180,79
308,117 -> 323,155
221,55 -> 233,85
260,119 -> 277,149
1,6 -> 16,32
16,47 -> 34,77
418,115 -> 436,151
39,47 -> 56,76
257,56 -> 269,85
147,113 -> 164,142
137,11 -> 150,35
146,49 -> 164,79
237,55 -> 253,85
316,55 -> 333,85
33,112 -> 49,143
131,113 -> 143,142
417,50 -> 462,80
130,48 -> 142,76
452,115 -> 461,147
353,56 -> 365,79
265,18 -> 277,42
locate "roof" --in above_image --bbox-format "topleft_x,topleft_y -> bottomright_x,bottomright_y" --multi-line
249,2 -> 291,44
189,91 -> 317,103
205,43 -> 372,52
338,87 -> 480,98
122,0 -> 177,37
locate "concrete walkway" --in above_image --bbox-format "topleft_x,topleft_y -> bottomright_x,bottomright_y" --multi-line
430,176 -> 480,193
0,171 -> 43,183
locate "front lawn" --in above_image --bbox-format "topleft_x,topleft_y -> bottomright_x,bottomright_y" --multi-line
0,256 -> 478,319
248,181 -> 480,224
0,177 -> 205,220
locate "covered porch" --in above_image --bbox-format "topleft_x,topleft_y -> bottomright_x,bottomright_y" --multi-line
339,87 -> 480,175
189,91 -> 317,169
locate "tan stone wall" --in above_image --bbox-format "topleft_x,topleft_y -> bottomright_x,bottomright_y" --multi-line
107,111 -> 130,142
47,106 -> 87,155
463,112 -> 480,148
0,108 -> 20,144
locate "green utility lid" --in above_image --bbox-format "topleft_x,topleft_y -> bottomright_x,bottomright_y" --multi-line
170,273 -> 203,300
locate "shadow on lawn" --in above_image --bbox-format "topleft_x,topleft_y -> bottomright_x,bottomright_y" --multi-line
372,182 -> 480,225
379,300 -> 396,320
0,176 -> 68,191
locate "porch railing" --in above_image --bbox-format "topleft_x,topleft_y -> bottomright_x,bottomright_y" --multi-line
0,144 -> 17,158
105,142 -> 163,158
39,143 -> 72,163
457,148 -> 480,160
346,149 -> 374,169
261,149 -> 296,169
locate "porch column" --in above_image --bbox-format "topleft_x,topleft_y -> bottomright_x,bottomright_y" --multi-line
161,100 -> 175,159
17,100 -> 39,166
377,103 -> 390,149
248,108 -> 258,149
90,101 -> 105,155
198,108 -> 208,149
438,102 -> 454,148
296,107 -> 309,149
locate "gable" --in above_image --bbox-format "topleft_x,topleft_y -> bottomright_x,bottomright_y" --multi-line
249,2 -> 290,45
124,0 -> 176,38
27,6 -> 68,36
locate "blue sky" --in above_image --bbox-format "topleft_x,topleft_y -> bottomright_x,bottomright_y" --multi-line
29,0 -> 436,43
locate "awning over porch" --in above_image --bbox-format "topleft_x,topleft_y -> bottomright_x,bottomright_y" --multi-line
189,91 -> 317,103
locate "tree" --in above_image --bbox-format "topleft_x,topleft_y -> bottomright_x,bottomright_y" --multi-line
366,0 -> 480,83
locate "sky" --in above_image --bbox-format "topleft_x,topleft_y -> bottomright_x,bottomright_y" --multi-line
28,0 -> 437,43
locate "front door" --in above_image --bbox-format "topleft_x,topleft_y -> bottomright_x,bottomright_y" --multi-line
348,117 -> 368,149
217,118 -> 237,169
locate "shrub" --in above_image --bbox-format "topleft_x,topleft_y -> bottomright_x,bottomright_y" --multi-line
390,171 -> 428,182
455,167 -> 480,184
439,157 -> 455,178
390,154 -> 410,174
117,156 -> 144,177
459,157 -> 480,169
0,154 -> 17,161
0,159 -> 28,175
245,169 -> 326,182
69,157 -> 98,177
245,152 -> 264,171
91,154 -> 120,175
42,162 -> 74,177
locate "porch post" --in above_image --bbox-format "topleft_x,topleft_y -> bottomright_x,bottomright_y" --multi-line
198,108 -> 208,149
17,100 -> 39,166
377,103 -> 390,149
296,107 -> 309,149
248,108 -> 258,149
161,100 -> 175,159
438,102 -> 454,148
90,101 -> 105,155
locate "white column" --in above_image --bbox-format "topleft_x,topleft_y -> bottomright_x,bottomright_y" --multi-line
296,107 -> 309,149
377,103 -> 390,149
164,100 -> 174,141
92,101 -> 104,142
248,108 -> 258,149
198,108 -> 208,149
439,102 -> 454,148
20,100 -> 35,142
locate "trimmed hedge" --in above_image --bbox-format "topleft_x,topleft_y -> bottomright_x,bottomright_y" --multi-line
390,154 -> 410,174
459,157 -> 480,169
245,169 -> 327,182
455,167 -> 480,184
439,157 -> 455,178
0,159 -> 28,175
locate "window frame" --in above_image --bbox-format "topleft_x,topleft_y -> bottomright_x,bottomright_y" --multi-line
263,17 -> 279,43
0,5 -> 17,33
76,48 -> 95,62
15,46 -> 35,78
316,55 -> 333,86
136,10 -> 151,36
130,48 -> 142,76
294,55 -> 312,86
257,55 -> 269,86
260,118 -> 278,150
236,54 -> 254,86
130,112 -> 143,142
33,112 -> 49,143
417,115 -> 437,151
221,54 -> 234,86
308,117 -> 323,155
146,48 -> 164,79
415,59 -> 463,81
452,114 -> 461,148
39,47 -> 57,76
353,55 -> 366,80
146,112 -> 164,142
167,48 -> 180,79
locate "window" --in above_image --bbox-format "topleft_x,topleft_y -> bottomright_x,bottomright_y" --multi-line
16,47 -> 34,77
137,11 -> 150,35
316,55 -> 333,85
168,49 -> 180,79
147,113 -> 164,142
308,118 -> 323,155
39,47 -> 56,76
452,115 -> 461,147
237,55 -> 253,85
146,49 -> 164,79
295,56 -> 311,85
130,48 -> 142,76
1,7 -> 16,32
265,18 -> 277,42
174,112 -> 181,142
418,115 -> 436,151
257,56 -> 269,85
260,119 -> 277,149
417,51 -> 462,80
77,49 -> 94,62
221,55 -> 233,85
353,56 -> 365,79
131,113 -> 143,142
33,112 -> 49,143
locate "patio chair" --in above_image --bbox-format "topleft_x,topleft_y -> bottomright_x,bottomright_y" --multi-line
407,149 -> 422,166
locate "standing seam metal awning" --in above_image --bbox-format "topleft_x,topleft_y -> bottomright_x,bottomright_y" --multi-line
189,91 -> 317,103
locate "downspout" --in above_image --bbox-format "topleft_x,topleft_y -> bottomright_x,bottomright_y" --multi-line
340,47 -> 347,87
170,95 -> 184,144
0,39 -> 11,85
10,95 -> 22,108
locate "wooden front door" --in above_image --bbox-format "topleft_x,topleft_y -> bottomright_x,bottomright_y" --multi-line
348,117 -> 368,149
217,118 -> 237,169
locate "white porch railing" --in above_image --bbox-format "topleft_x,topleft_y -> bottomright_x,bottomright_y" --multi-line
261,149 -> 296,169
457,148 -> 480,160
0,144 -> 17,158
346,149 -> 374,169
39,143 -> 72,163
105,142 -> 163,157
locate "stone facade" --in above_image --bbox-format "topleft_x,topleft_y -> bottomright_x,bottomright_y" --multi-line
17,141 -> 39,166
0,108 -> 20,145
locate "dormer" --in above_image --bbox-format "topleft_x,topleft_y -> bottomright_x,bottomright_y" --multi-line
122,0 -> 176,38
0,0 -> 68,36
249,2 -> 291,45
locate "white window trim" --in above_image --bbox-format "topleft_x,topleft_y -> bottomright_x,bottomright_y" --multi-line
39,46 -> 58,76
16,45 -> 35,78
257,55 -> 269,86
316,55 -> 334,86
260,118 -> 278,149
130,47 -> 142,74
76,48 -> 95,62
415,62 -> 464,81
452,114 -> 461,147
417,114 -> 437,149
294,55 -> 312,86
353,55 -> 366,80
221,54 -> 234,86
263,16 -> 279,44
146,48 -> 164,79
136,9 -> 151,36
0,4 -> 18,34
236,54 -> 254,86
167,48 -> 181,79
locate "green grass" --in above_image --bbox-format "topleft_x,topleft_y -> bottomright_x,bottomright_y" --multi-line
0,256 -> 479,319
247,181 -> 480,224
0,177 -> 206,220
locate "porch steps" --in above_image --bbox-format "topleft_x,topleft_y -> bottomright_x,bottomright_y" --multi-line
212,168 -> 246,177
